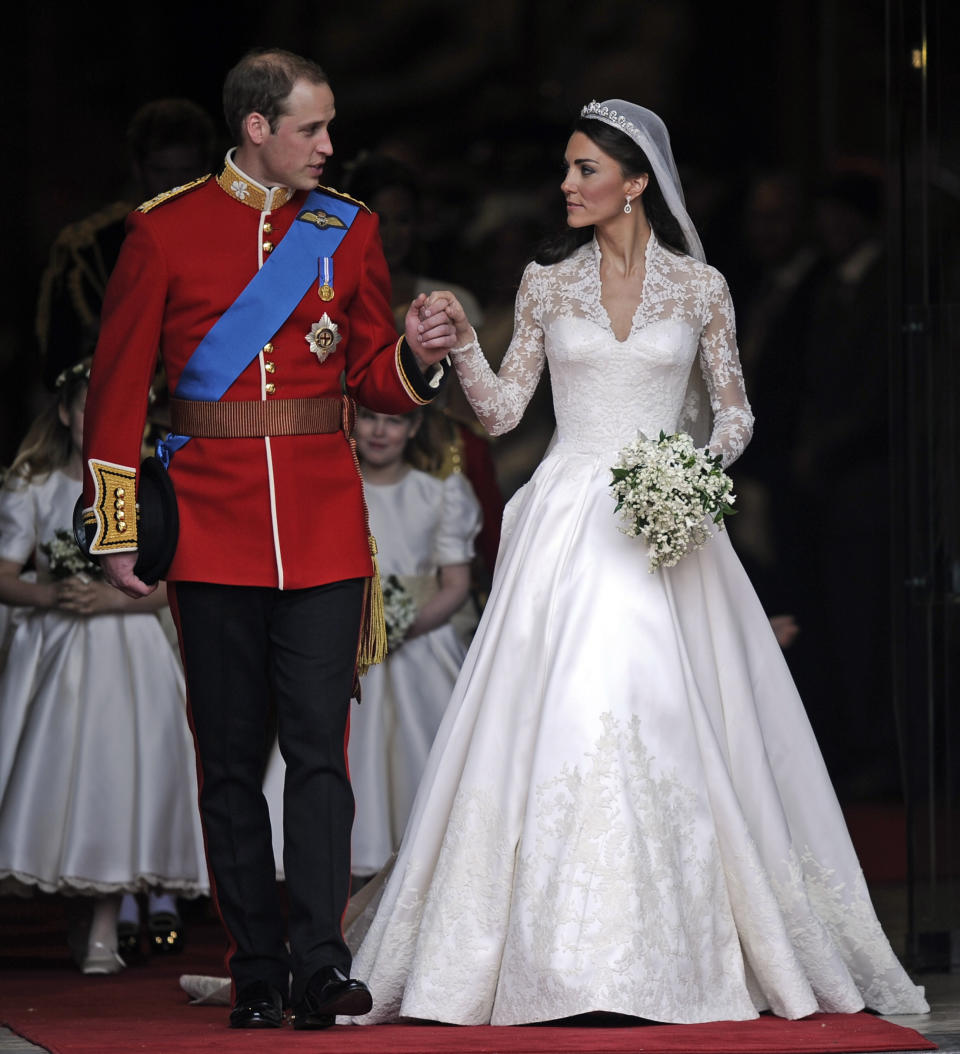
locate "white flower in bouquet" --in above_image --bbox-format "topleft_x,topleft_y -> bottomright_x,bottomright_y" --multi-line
381,574 -> 418,652
40,528 -> 102,580
610,431 -> 737,572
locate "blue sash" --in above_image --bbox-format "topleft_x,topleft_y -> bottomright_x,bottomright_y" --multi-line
157,188 -> 359,465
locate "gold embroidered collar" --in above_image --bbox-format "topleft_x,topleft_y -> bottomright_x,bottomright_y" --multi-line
216,151 -> 295,212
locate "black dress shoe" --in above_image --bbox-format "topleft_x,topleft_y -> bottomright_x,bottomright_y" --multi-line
229,981 -> 285,1029
293,965 -> 372,1030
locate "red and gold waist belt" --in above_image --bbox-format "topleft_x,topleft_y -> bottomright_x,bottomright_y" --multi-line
169,395 -> 356,439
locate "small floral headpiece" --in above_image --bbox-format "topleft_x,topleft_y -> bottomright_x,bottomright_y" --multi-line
54,360 -> 92,390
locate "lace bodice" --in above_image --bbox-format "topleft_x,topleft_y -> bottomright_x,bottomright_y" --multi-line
452,237 -> 753,468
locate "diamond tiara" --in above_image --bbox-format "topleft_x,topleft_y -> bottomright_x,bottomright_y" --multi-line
580,100 -> 643,146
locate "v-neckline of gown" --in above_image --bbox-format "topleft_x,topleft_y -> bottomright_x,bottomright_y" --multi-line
592,234 -> 656,345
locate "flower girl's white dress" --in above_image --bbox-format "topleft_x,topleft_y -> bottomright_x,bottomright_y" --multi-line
0,468 -> 208,899
348,237 -> 928,1025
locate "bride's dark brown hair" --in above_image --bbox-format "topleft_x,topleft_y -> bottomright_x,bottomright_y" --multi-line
536,118 -> 690,265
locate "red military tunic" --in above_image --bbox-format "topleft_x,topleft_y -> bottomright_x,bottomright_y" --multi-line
82,154 -> 440,589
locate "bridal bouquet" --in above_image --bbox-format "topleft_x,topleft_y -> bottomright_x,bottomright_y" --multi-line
40,528 -> 101,580
610,432 -> 736,572
382,573 -> 418,651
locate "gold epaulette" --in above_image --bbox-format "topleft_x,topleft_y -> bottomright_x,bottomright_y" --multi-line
137,175 -> 211,214
316,183 -> 371,213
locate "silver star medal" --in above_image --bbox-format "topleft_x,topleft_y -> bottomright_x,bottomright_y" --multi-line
306,314 -> 341,363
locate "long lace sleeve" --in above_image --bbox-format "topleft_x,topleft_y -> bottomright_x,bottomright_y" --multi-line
699,271 -> 754,468
450,263 -> 547,436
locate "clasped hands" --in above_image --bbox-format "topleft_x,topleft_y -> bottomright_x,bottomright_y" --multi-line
405,291 -> 474,371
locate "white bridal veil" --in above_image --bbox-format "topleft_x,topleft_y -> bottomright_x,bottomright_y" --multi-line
579,99 -> 712,444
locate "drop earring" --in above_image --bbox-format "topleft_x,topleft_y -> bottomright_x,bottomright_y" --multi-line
624,197 -> 633,214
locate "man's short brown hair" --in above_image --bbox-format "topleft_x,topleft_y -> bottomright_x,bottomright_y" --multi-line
223,48 -> 328,145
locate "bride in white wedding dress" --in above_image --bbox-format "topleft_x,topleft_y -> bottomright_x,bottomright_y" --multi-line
347,100 -> 928,1027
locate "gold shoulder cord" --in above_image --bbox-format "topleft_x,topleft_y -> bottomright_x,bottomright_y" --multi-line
137,174 -> 211,214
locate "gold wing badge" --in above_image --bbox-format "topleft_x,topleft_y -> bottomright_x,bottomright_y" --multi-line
298,210 -> 347,230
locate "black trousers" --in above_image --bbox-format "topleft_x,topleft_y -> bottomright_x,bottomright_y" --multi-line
169,578 -> 364,1003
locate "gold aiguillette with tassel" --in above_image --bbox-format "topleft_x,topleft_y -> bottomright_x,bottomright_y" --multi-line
356,535 -> 387,676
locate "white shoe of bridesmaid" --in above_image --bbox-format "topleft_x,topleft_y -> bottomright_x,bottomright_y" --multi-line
81,941 -> 126,975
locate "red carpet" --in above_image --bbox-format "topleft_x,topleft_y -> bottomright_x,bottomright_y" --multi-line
0,969 -> 936,1054
0,901 -> 936,1054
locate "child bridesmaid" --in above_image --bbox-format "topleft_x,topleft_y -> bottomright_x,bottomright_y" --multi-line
0,362 -> 208,973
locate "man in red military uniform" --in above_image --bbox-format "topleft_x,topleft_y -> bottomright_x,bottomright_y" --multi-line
81,49 -> 455,1030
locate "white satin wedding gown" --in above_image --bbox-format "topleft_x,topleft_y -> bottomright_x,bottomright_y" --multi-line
348,236 -> 928,1025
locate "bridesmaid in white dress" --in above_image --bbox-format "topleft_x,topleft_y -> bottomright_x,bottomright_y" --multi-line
0,364 -> 208,973
346,101 -> 928,1026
